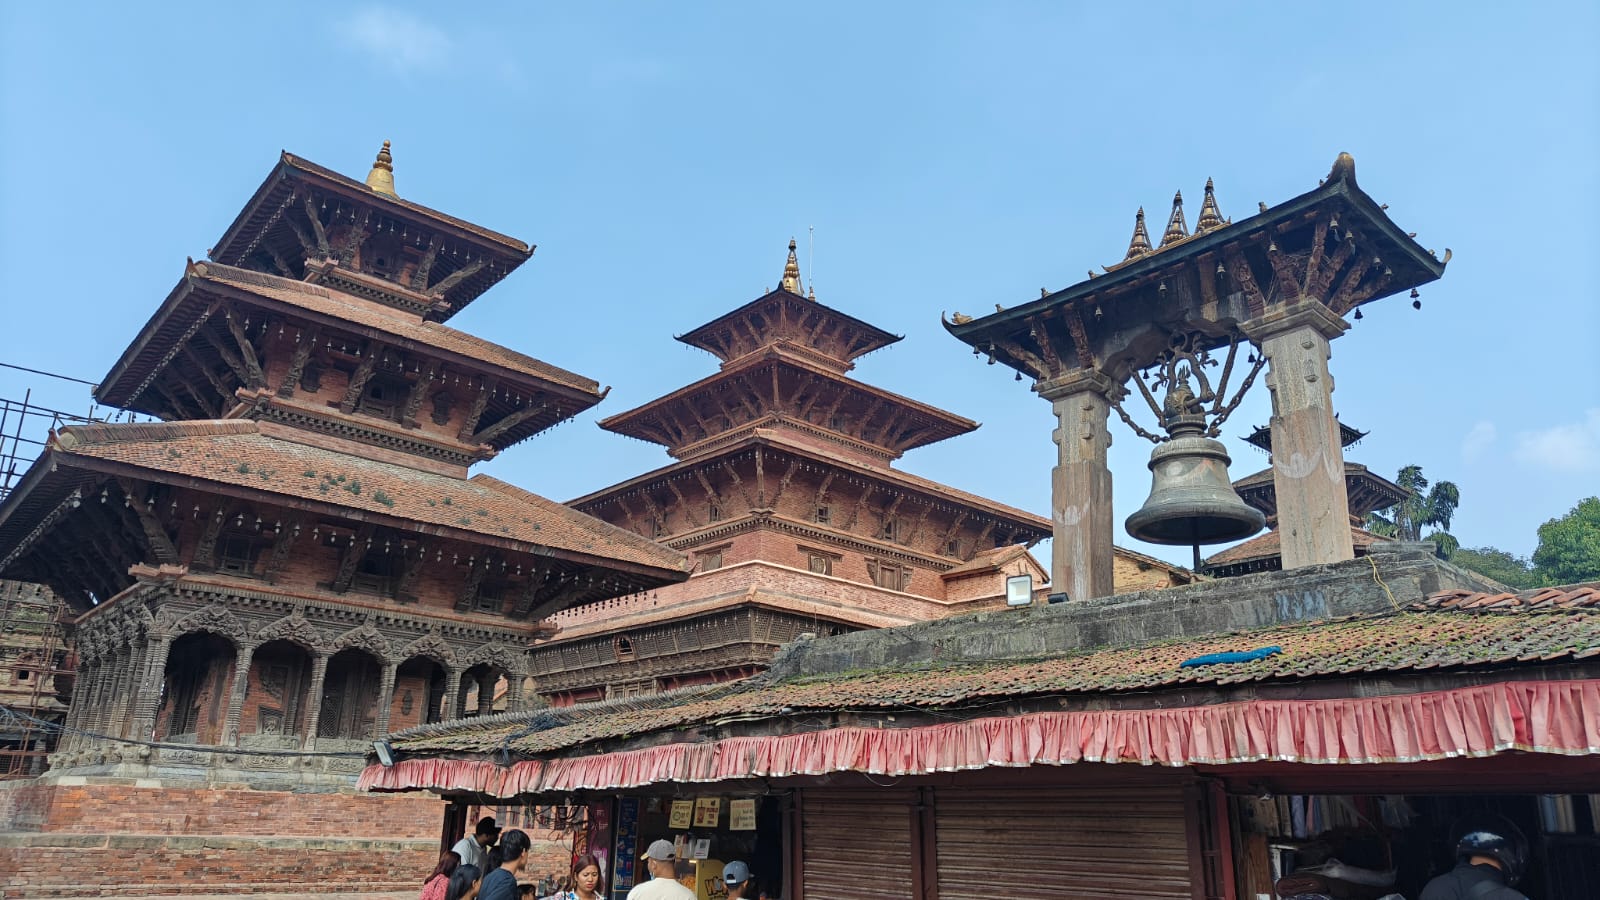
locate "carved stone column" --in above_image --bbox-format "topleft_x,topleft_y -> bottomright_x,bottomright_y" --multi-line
373,661 -> 398,737
300,652 -> 330,751
95,646 -> 132,745
440,667 -> 463,721
222,643 -> 258,745
1037,368 -> 1120,602
83,658 -> 116,747
112,640 -> 147,739
130,634 -> 172,741
478,671 -> 497,716
63,657 -> 97,751
1242,302 -> 1353,568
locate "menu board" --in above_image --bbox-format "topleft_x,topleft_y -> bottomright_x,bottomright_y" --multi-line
668,800 -> 694,829
612,797 -> 640,892
692,796 -> 722,828
728,798 -> 757,831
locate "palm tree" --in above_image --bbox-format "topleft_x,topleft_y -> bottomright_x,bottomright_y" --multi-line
1366,465 -> 1461,551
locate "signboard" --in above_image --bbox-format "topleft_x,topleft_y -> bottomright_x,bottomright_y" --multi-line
728,798 -> 757,831
691,837 -> 711,860
1006,573 -> 1034,607
612,797 -> 640,893
668,800 -> 694,829
692,796 -> 722,828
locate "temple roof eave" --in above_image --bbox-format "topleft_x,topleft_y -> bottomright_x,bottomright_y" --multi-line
568,430 -> 1052,538
944,154 -> 1448,367
675,289 -> 904,363
0,422 -> 691,585
96,264 -> 606,435
597,348 -> 978,450
206,152 -> 534,321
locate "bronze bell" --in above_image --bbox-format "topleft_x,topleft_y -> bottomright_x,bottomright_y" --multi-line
1125,374 -> 1264,546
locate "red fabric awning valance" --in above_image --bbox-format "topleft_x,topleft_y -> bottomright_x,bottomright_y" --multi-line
360,678 -> 1600,797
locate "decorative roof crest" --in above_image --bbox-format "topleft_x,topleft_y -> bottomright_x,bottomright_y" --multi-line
1160,191 -> 1188,247
365,140 -> 397,197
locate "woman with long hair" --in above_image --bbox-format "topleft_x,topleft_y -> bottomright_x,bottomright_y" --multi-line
446,864 -> 483,900
542,854 -> 604,900
422,851 -> 461,900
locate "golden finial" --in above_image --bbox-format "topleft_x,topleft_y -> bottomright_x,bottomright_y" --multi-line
781,238 -> 804,295
1195,178 -> 1224,233
1124,207 -> 1153,260
1160,191 -> 1188,247
365,140 -> 397,197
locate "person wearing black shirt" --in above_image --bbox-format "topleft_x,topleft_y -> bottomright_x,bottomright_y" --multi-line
479,829 -> 532,900
1420,817 -> 1530,900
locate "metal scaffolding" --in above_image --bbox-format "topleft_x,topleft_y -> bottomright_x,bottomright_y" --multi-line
0,579 -> 71,778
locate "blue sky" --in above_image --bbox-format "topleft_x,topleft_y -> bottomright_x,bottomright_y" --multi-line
2,2 -> 1596,567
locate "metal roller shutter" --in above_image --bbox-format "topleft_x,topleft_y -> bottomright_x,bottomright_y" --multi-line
935,785 -> 1193,899
801,789 -> 918,900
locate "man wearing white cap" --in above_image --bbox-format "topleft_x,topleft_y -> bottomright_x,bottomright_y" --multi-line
626,840 -> 695,900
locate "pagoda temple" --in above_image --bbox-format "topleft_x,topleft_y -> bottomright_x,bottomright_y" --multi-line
534,243 -> 1190,705
0,145 -> 688,894
1199,422 -> 1407,577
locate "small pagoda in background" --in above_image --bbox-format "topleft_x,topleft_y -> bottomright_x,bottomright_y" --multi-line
1200,421 -> 1407,577
535,243 -> 1190,705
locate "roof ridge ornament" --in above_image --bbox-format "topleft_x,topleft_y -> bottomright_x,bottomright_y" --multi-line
1160,191 -> 1188,247
781,238 -> 804,295
1195,178 -> 1224,233
1124,207 -> 1153,260
365,140 -> 397,197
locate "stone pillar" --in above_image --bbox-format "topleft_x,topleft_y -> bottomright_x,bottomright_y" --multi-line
130,635 -> 172,741
478,671 -> 496,715
94,647 -> 130,745
300,652 -> 330,751
440,667 -> 463,721
373,661 -> 398,737
503,675 -> 525,713
1037,369 -> 1120,602
83,659 -> 115,746
62,658 -> 95,751
1242,302 -> 1354,568
222,643 -> 258,745
113,640 -> 148,739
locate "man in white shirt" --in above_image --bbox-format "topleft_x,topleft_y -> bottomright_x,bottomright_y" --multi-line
450,816 -> 501,873
626,840 -> 695,900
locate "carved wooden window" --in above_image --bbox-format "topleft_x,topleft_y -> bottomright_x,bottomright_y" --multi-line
829,415 -> 845,431
701,550 -> 723,572
947,538 -> 962,557
475,582 -> 504,614
869,559 -> 913,591
216,534 -> 263,576
708,503 -> 723,523
613,635 -> 636,661
808,554 -> 832,576
816,506 -> 832,525
881,518 -> 899,542
358,374 -> 408,423
352,549 -> 402,597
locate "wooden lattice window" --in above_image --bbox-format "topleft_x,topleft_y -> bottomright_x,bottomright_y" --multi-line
475,582 -> 505,614
358,374 -> 408,423
816,506 -> 832,525
216,534 -> 263,576
881,518 -> 899,541
613,635 -> 636,661
352,549 -> 402,597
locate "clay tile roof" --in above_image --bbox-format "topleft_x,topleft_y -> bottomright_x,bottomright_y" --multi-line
1203,525 -> 1390,569
196,263 -> 600,396
47,420 -> 688,575
940,544 -> 1033,578
1414,583 -> 1600,612
390,602 -> 1600,757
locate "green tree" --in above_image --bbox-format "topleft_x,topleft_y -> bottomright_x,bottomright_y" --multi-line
1451,546 -> 1540,589
1367,465 -> 1461,553
1532,497 -> 1600,585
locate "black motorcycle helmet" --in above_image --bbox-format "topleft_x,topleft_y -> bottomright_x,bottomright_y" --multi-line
1454,815 -> 1529,886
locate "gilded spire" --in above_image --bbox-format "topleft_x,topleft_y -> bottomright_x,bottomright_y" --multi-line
781,238 -> 804,295
1124,208 -> 1153,260
1195,178 -> 1224,232
365,140 -> 397,197
1160,191 -> 1188,247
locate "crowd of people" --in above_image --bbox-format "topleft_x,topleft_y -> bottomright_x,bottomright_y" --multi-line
422,817 -> 773,900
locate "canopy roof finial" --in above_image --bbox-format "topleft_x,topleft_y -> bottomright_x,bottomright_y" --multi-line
1195,178 -> 1224,232
1125,208 -> 1153,260
1160,191 -> 1188,247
